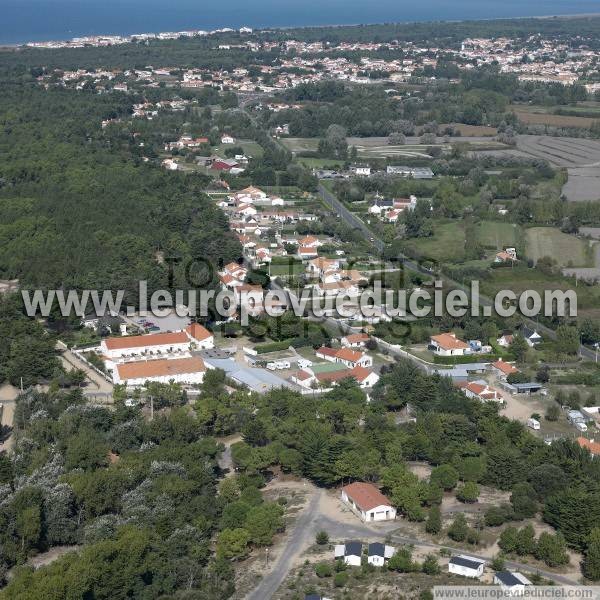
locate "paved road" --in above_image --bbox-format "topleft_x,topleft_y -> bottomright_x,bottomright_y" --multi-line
245,488 -> 324,600
56,342 -> 114,395
317,183 -> 596,362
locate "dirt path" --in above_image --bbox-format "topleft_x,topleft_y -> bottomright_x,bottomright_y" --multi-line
57,342 -> 113,395
0,383 -> 19,452
245,484 -> 323,600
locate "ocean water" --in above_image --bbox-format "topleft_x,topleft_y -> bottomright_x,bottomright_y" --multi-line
1,0 -> 600,45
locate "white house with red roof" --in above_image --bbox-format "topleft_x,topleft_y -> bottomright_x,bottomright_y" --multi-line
341,482 -> 396,522
341,333 -> 370,348
429,333 -> 470,357
101,331 -> 192,361
491,360 -> 518,380
461,381 -> 502,403
315,347 -> 373,368
186,323 -> 215,350
113,356 -> 207,386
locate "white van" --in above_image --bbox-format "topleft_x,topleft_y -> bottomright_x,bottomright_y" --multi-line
527,418 -> 540,430
266,362 -> 277,371
575,422 -> 588,432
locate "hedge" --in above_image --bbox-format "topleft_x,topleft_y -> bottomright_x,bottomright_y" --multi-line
433,353 -> 500,365
254,340 -> 294,354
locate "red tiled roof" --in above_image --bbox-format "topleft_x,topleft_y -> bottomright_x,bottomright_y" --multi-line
116,356 -> 205,380
431,333 -> 469,351
342,482 -> 392,511
577,437 -> 600,456
186,323 -> 212,341
316,346 -> 338,358
335,348 -> 364,363
104,331 -> 188,351
492,360 -> 518,375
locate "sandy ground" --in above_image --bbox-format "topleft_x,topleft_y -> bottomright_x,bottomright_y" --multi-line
0,383 -> 18,451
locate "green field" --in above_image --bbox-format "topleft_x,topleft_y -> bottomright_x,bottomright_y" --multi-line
269,258 -> 305,277
214,139 -> 264,158
475,221 -> 520,250
403,222 -> 465,263
525,227 -> 593,267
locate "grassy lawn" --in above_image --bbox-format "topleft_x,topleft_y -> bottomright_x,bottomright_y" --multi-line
297,157 -> 344,168
213,139 -> 264,158
475,221 -> 520,250
403,221 -> 466,264
269,258 -> 305,277
525,227 -> 593,267
279,137 -> 319,152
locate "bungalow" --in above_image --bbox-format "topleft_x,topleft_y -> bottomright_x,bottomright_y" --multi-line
383,209 -> 402,223
495,248 -> 518,263
522,326 -> 542,347
341,333 -> 370,348
113,355 -> 206,386
335,348 -> 373,368
448,555 -> 486,579
497,333 -> 514,347
298,235 -> 322,248
494,571 -> 532,595
491,360 -> 518,380
368,198 -> 394,215
221,135 -> 235,144
576,437 -> 600,458
297,245 -> 319,259
367,543 -> 396,567
292,365 -> 379,390
341,482 -> 396,522
307,257 -> 341,277
315,347 -> 339,362
462,381 -> 502,403
314,280 -> 360,298
334,541 -> 362,567
429,333 -> 470,357
235,204 -> 257,217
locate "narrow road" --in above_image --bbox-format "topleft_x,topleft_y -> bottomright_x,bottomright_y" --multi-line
245,488 -> 323,600
216,434 -> 242,476
56,341 -> 113,394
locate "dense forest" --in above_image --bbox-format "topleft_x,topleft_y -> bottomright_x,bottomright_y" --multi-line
0,74 -> 241,297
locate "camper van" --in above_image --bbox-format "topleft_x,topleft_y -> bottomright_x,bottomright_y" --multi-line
527,418 -> 540,431
576,422 -> 588,433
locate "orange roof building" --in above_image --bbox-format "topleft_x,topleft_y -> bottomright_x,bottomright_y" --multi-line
115,356 -> 206,386
430,333 -> 470,356
341,482 -> 396,521
577,437 -> 600,457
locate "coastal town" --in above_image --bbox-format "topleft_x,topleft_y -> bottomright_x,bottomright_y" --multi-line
2,13 -> 600,600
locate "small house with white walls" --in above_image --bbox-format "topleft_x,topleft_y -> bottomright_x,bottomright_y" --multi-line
494,571 -> 532,595
367,543 -> 396,567
341,482 -> 396,522
448,555 -> 486,578
334,541 -> 362,567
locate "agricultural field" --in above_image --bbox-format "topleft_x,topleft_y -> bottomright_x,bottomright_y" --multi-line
513,105 -> 599,128
440,123 -> 498,136
214,139 -> 264,158
525,227 -> 593,267
280,138 -> 320,153
475,221 -> 520,250
403,221 -> 465,264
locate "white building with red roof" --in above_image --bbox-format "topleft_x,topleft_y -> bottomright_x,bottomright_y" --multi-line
461,381 -> 502,403
491,360 -> 518,380
101,331 -> 191,361
429,333 -> 470,357
341,482 -> 396,522
114,356 -> 207,386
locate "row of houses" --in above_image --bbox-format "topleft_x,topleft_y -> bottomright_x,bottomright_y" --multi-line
430,328 -> 542,357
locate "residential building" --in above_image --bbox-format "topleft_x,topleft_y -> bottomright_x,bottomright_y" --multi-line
491,359 -> 518,379
334,541 -> 362,566
497,333 -> 514,347
350,164 -> 371,176
448,555 -> 486,578
462,381 -> 502,403
367,543 -> 396,567
341,333 -> 370,348
186,323 -> 215,349
494,571 -> 532,595
521,326 -> 542,347
341,482 -> 396,522
577,437 -> 600,458
429,333 -> 470,356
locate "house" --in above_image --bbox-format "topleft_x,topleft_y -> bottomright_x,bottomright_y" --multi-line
521,326 -> 542,347
307,257 -> 341,277
429,333 -> 470,356
113,356 -> 206,386
298,235 -> 322,248
335,348 -> 373,368
448,555 -> 486,578
495,248 -> 518,263
341,333 -> 370,348
367,543 -> 396,567
334,541 -> 362,566
221,135 -> 235,144
497,333 -> 514,347
368,198 -> 394,215
387,165 -> 433,179
462,381 -> 502,403
186,323 -> 214,349
341,482 -> 396,522
494,571 -> 532,595
315,347 -> 339,362
101,331 -> 191,361
350,164 -> 371,176
297,246 -> 319,259
491,359 -> 518,379
576,437 -> 600,458
291,365 -> 379,390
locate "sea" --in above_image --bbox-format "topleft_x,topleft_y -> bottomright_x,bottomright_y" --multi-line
1,0 -> 600,46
